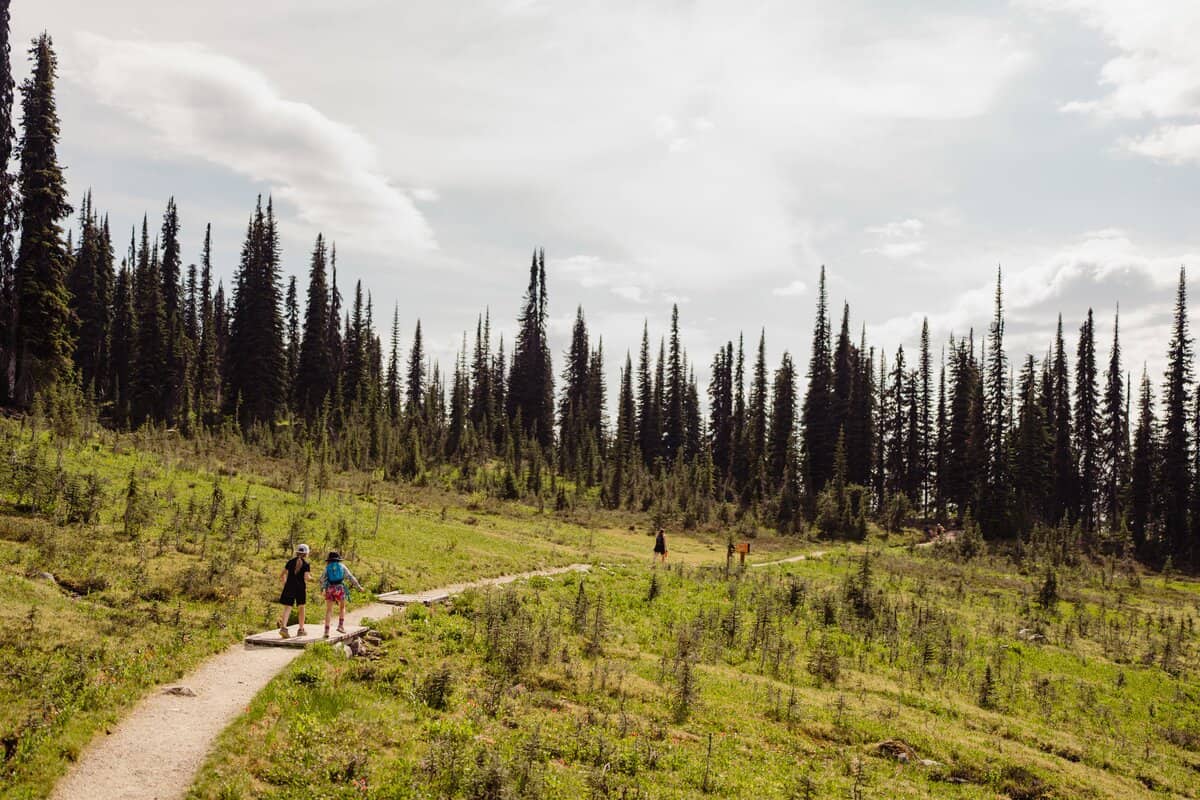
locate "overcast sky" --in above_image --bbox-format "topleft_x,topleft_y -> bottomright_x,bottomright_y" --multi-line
15,0 -> 1200,398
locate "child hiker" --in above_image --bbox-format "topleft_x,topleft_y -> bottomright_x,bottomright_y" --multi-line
278,543 -> 311,638
653,527 -> 668,565
321,551 -> 364,637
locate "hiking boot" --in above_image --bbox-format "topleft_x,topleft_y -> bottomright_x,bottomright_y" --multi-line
278,627 -> 289,639
323,626 -> 330,638
296,628 -> 307,637
337,623 -> 347,634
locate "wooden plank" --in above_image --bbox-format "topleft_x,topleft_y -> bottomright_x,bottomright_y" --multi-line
375,590 -> 451,607
244,624 -> 368,649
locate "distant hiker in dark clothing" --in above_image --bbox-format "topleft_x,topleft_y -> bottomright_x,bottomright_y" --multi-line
653,528 -> 668,565
278,543 -> 311,638
321,551 -> 364,637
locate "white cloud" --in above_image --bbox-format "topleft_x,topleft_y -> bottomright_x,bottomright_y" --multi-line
863,218 -> 927,259
72,32 -> 435,254
875,229 -> 1196,376
1031,1 -> 1200,162
772,280 -> 808,297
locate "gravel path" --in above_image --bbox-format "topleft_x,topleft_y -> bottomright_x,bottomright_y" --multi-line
50,564 -> 590,800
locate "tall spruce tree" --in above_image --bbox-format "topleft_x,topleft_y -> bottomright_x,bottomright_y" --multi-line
506,249 -> 554,447
1050,317 -> 1077,525
224,197 -> 286,427
746,331 -> 769,500
406,319 -> 425,416
1161,268 -> 1193,563
1075,309 -> 1100,535
918,317 -> 933,516
0,1 -> 14,403
131,219 -> 166,424
636,322 -> 658,466
767,351 -> 797,490
1129,368 -> 1157,556
800,267 -> 835,502
294,234 -> 332,418
664,304 -> 685,461
12,34 -> 73,405
1100,310 -> 1128,533
1012,354 -> 1051,534
195,225 -> 218,420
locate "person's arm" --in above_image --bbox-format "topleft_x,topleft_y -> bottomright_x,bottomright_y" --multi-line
345,567 -> 364,591
280,565 -> 288,586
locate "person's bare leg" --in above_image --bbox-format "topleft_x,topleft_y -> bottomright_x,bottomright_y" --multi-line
297,604 -> 306,635
324,599 -> 333,637
337,597 -> 347,632
278,605 -> 290,637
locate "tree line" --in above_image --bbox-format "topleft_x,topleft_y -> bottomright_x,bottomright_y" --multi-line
0,21 -> 1196,569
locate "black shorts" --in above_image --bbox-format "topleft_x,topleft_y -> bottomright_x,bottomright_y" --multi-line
279,588 -> 307,606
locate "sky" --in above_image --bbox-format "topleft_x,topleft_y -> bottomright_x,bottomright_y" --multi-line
14,0 -> 1200,400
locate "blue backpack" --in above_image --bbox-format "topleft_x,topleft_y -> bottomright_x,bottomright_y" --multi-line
325,562 -> 345,583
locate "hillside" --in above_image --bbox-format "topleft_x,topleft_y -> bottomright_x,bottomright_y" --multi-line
0,419 -> 1195,799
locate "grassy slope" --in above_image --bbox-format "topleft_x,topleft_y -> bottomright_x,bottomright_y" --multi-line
0,421 -> 807,799
192,551 -> 1200,800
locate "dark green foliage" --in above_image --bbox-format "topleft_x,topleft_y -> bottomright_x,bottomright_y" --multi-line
507,249 -> 553,448
1162,269 -> 1192,565
224,197 -> 286,428
800,267 -> 834,503
12,34 -> 72,406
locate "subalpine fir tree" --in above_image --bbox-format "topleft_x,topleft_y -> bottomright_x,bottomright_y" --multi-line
846,329 -> 873,489
610,352 -> 636,507
588,341 -> 606,459
468,311 -> 492,433
284,274 -> 299,402
559,305 -> 590,469
506,249 -> 553,447
934,353 -> 948,519
1075,309 -> 1100,535
831,303 -> 853,445
131,220 -> 166,424
110,257 -> 135,423
684,365 -> 701,463
224,197 -> 286,427
294,234 -> 332,419
731,334 -> 748,495
978,272 -> 1011,537
664,304 -> 686,462
1100,310 -> 1128,533
800,266 -> 835,503
1162,268 -> 1193,564
918,317 -> 933,516
884,346 -> 908,501
12,34 -> 73,405
343,280 -> 368,406
406,319 -> 425,417
1050,317 -> 1077,525
0,1 -> 15,403
68,192 -> 113,395
387,305 -> 402,421
160,198 -> 189,424
1011,354 -> 1051,534
195,225 -> 219,420
767,351 -> 797,490
746,330 -> 769,500
708,342 -> 734,489
636,323 -> 660,467
1129,368 -> 1157,556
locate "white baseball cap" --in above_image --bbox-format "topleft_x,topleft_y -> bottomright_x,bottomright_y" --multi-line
296,543 -> 310,555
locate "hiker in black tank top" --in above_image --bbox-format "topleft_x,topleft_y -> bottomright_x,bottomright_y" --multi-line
277,544 -> 311,638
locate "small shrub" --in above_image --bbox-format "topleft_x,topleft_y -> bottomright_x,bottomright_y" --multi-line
417,664 -> 455,710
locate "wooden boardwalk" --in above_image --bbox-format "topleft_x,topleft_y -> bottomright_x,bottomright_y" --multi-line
244,623 -> 370,648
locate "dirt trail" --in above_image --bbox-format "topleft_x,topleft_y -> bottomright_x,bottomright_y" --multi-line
751,550 -> 826,567
50,564 -> 590,800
